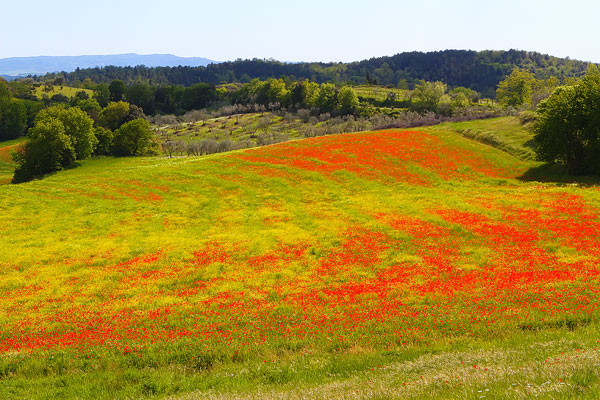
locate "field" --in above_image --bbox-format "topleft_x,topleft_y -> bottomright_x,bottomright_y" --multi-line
0,138 -> 23,184
436,117 -> 537,161
33,85 -> 94,100
1,121 -> 600,399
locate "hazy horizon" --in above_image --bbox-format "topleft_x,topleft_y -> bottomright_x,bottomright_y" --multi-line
0,47 -> 596,65
1,0 -> 599,63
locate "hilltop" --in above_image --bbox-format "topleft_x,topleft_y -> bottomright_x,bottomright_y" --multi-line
0,54 -> 216,77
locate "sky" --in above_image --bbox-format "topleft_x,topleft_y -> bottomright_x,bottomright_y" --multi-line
1,0 -> 599,62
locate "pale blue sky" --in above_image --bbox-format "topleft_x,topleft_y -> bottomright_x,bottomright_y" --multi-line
1,0 -> 598,62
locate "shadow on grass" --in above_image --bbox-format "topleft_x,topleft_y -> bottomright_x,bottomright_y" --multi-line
11,161 -> 83,184
518,163 -> 600,186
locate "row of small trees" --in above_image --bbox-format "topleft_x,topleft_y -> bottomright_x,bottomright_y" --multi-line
231,79 -> 361,116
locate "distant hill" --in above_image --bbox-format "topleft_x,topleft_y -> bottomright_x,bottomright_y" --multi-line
0,54 -> 216,77
36,50 -> 594,97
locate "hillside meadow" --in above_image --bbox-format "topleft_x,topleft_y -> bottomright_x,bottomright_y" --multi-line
0,138 -> 23,185
33,86 -> 94,100
1,120 -> 600,399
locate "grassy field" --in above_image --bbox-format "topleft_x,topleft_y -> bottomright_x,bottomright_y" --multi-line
0,138 -> 24,184
33,85 -> 94,100
1,121 -> 600,399
436,117 -> 537,160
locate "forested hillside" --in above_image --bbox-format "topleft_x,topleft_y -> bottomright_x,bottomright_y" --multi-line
39,50 -> 593,97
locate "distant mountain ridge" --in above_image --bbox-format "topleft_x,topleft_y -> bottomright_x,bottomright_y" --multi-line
0,54 -> 216,76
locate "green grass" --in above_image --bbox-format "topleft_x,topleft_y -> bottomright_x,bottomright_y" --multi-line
33,85 -> 94,100
0,138 -> 24,184
435,117 -> 536,160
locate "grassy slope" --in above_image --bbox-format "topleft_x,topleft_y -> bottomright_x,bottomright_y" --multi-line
0,117 -> 533,185
434,117 -> 536,161
1,123 -> 600,399
0,138 -> 24,184
33,86 -> 94,100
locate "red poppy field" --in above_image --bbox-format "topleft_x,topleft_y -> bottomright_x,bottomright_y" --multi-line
1,123 -> 599,399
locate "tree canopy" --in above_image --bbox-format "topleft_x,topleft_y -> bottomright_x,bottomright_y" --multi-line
411,81 -> 447,112
36,50 -> 592,98
112,118 -> 154,156
12,106 -> 96,182
534,66 -> 600,174
0,79 -> 28,140
496,69 -> 536,108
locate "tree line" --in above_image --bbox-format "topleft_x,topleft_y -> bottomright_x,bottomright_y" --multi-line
35,50 -> 592,98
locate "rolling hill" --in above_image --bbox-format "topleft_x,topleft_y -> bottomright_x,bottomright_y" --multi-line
0,54 -> 216,77
1,121 -> 600,399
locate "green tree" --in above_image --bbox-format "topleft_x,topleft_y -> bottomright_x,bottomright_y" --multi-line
531,76 -> 560,107
82,78 -> 95,90
36,106 -> 97,159
181,83 -> 217,110
289,80 -> 308,109
112,118 -> 153,156
94,83 -> 110,107
99,101 -> 130,131
0,78 -> 12,100
126,82 -> 155,114
7,80 -> 33,99
94,127 -> 113,155
305,81 -> 320,109
265,79 -> 288,105
337,86 -> 359,115
316,83 -> 337,113
534,66 -> 600,174
496,69 -> 536,108
109,80 -> 126,102
0,101 -> 28,140
0,80 -> 28,140
126,104 -> 146,122
450,87 -> 479,103
12,118 -> 76,183
73,90 -> 89,102
410,81 -> 447,112
76,98 -> 102,122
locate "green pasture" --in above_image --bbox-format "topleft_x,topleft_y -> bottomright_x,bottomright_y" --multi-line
33,85 -> 94,100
